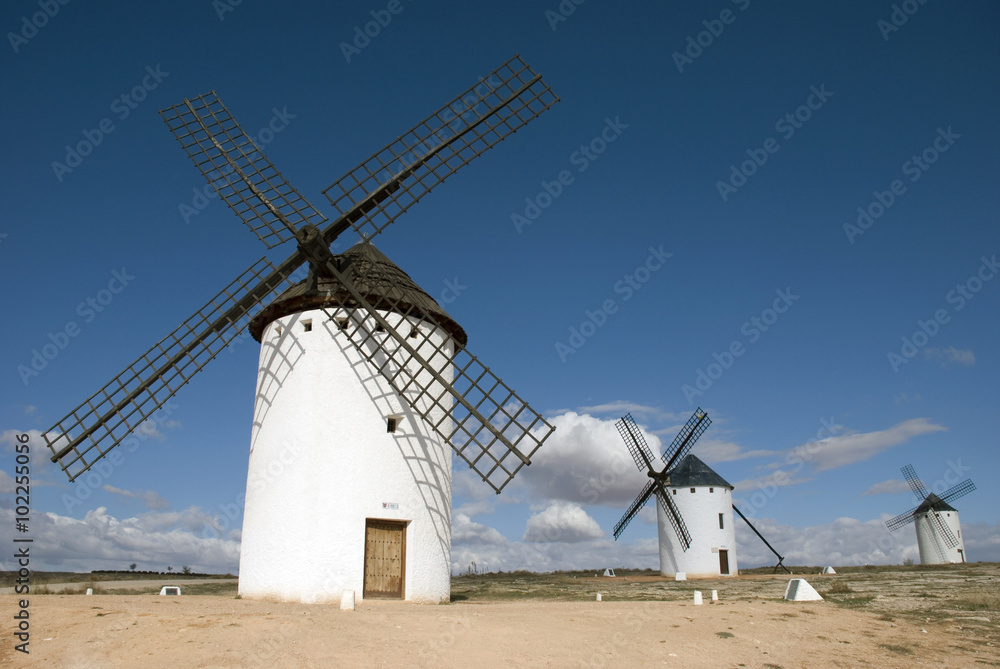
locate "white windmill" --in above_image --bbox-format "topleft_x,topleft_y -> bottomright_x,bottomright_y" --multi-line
613,410 -> 789,578
886,464 -> 976,565
44,56 -> 558,603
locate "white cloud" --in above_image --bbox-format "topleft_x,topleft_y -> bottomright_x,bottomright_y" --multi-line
102,484 -> 170,510
695,437 -> 777,464
924,347 -> 975,367
1,429 -> 62,470
450,512 -> 657,574
452,509 -> 1000,573
517,412 -> 652,507
523,502 -> 604,543
860,479 -> 912,496
730,471 -> 810,494
574,402 -> 686,422
796,418 -> 946,472
0,471 -> 15,494
734,514 -> 1000,567
0,506 -> 239,574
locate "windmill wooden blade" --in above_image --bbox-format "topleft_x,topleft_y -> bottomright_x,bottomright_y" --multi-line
616,413 -> 657,473
321,54 -> 558,242
885,505 -> 919,532
44,257 -> 302,480
613,479 -> 656,539
662,408 -> 711,470
901,464 -> 929,500
655,486 -> 692,550
310,243 -> 553,493
940,478 -> 976,504
160,91 -> 327,249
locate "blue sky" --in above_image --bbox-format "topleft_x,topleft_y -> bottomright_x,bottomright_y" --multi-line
2,0 -> 998,574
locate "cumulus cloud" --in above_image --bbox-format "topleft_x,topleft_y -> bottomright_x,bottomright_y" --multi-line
450,512 -> 657,574
523,502 -> 604,543
0,506 -> 239,574
735,514 -> 1000,567
102,484 -> 170,510
517,412 -> 652,507
452,509 -> 1000,573
860,479 -> 913,496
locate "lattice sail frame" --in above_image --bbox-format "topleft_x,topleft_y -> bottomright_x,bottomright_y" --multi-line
902,464 -> 929,499
322,55 -> 558,240
160,93 -> 327,249
611,409 -> 709,549
662,408 -> 711,469
45,260 -> 300,480
611,479 -> 692,548
313,242 -> 553,493
617,413 -> 656,472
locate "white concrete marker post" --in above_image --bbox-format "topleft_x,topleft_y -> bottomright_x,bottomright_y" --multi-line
340,589 -> 356,610
783,579 -> 823,601
711,589 -> 718,602
674,572 -> 686,581
693,590 -> 703,605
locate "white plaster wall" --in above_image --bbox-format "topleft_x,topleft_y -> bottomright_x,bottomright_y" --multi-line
915,510 -> 966,565
239,307 -> 454,604
657,485 -> 737,578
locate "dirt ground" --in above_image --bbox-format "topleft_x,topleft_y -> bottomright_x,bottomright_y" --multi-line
2,590 -> 997,668
3,565 -> 998,667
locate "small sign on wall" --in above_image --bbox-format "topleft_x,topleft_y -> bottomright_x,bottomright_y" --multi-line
383,502 -> 399,510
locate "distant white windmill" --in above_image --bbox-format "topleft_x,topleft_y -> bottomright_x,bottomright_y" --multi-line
886,464 -> 976,564
612,410 -> 789,578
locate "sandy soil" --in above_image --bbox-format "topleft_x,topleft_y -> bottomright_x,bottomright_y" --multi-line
3,593 -> 997,668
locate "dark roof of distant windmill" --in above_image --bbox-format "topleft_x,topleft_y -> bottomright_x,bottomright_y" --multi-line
915,493 -> 957,514
667,454 -> 733,488
249,242 -> 467,344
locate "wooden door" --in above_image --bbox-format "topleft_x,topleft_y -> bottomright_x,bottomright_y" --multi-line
719,549 -> 730,575
363,519 -> 406,599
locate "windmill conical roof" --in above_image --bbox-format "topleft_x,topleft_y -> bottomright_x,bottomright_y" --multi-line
249,242 -> 467,345
666,453 -> 733,488
915,493 -> 957,514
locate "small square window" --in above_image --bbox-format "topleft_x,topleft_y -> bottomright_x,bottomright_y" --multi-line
375,323 -> 386,333
709,487 -> 714,493
302,320 -> 312,332
690,488 -> 696,493
274,324 -> 283,337
386,416 -> 401,433
671,489 -> 676,495
337,318 -> 349,331
408,327 -> 420,339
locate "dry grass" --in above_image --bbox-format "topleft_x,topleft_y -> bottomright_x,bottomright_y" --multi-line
953,591 -> 1000,612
